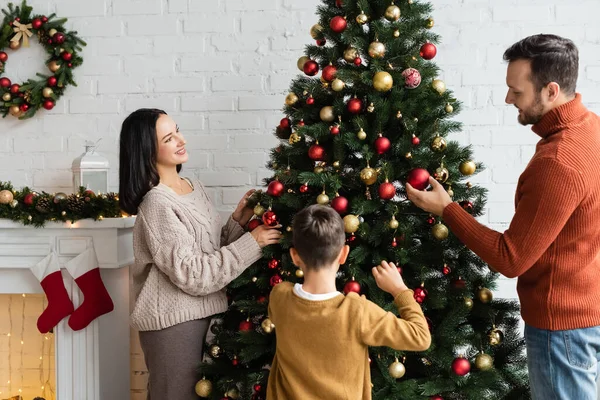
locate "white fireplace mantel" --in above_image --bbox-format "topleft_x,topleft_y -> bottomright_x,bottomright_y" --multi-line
0,217 -> 135,400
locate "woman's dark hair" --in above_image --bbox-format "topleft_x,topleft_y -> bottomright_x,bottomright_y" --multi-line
118,108 -> 181,215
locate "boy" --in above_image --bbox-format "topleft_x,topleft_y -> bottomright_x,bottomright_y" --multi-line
266,205 -> 431,399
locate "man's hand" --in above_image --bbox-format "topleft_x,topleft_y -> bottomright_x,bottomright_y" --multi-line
406,177 -> 453,217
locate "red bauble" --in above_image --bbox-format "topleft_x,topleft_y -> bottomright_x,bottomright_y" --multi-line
331,195 -> 349,214
53,32 -> 66,44
460,200 -> 474,213
239,320 -> 253,332
316,38 -> 326,46
268,259 -> 279,269
442,264 -> 451,275
330,16 -> 347,33
303,60 -> 319,76
23,193 -> 35,206
322,65 -> 337,82
298,119 -> 305,127
347,98 -> 363,114
254,384 -> 262,392
402,67 -> 422,89
308,144 -> 326,161
406,168 -> 430,190
414,286 -> 428,303
248,219 -> 262,231
420,42 -> 437,60
279,117 -> 291,129
346,234 -> 356,244
378,181 -> 396,200
0,77 -> 11,88
344,280 -> 361,295
335,0 -> 343,7
262,210 -> 279,226
427,216 -> 436,225
0,51 -> 7,62
68,63 -> 72,68
43,100 -> 55,110
330,125 -> 340,135
306,96 -> 315,105
453,278 -> 466,289
391,238 -> 398,247
19,104 -> 29,112
32,18 -> 43,29
430,396 -> 443,400
257,295 -> 267,303
270,274 -> 283,286
47,76 -> 57,87
412,135 -> 420,146
374,136 -> 391,155
299,183 -> 309,193
267,180 -> 284,197
353,57 -> 362,66
451,357 -> 471,376
232,358 -> 239,366
9,84 -> 20,94
61,52 -> 73,61
41,16 -> 48,23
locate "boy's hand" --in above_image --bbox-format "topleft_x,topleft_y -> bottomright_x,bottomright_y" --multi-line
372,261 -> 409,298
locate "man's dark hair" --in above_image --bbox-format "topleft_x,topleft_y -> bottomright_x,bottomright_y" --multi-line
503,34 -> 578,95
292,205 -> 345,270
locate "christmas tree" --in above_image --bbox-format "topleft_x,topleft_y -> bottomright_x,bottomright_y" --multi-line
199,0 -> 530,399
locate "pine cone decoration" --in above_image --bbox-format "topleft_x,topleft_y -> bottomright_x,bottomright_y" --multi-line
66,194 -> 84,212
23,90 -> 32,103
35,197 -> 51,213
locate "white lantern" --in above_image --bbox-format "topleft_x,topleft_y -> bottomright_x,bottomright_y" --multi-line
72,141 -> 109,194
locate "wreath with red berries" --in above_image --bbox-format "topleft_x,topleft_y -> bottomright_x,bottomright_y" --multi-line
0,1 -> 86,119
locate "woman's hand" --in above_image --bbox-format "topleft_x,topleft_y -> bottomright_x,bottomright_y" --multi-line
232,189 -> 256,227
250,224 -> 283,248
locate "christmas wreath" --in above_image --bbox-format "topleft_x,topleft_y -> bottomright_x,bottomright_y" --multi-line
0,1 -> 86,119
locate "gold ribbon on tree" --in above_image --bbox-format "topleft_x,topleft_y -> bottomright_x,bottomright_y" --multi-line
11,21 -> 33,47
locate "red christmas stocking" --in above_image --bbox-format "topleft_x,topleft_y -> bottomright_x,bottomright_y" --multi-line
65,247 -> 114,331
30,252 -> 75,334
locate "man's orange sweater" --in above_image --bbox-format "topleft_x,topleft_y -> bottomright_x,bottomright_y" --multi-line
443,93 -> 600,330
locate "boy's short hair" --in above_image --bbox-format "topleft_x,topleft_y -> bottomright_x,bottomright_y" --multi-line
292,204 -> 345,270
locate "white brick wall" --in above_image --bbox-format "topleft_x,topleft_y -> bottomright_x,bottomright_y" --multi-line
0,0 -> 598,315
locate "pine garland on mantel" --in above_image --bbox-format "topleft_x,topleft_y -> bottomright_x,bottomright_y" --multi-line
0,181 -> 124,227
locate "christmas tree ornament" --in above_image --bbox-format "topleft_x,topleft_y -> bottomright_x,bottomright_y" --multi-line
343,214 -> 360,233
10,83 -> 20,94
36,197 -> 51,213
431,135 -> 447,152
447,185 -> 454,197
460,200 -> 474,213
477,287 -> 493,303
232,355 -> 240,366
9,39 -> 21,50
195,378 -> 213,397
335,0 -> 343,7
330,16 -> 347,33
239,318 -> 253,332
0,189 -> 14,204
393,29 -> 400,38
279,117 -> 291,129
48,60 -> 61,72
0,51 -> 7,62
267,180 -> 284,197
475,352 -> 494,371
434,163 -> 449,183
427,215 -> 436,225
430,396 -> 443,400
268,258 -> 279,269
331,194 -> 349,214
453,277 -> 466,289
314,165 -> 324,174
270,274 -> 283,286
295,268 -> 304,278
316,38 -> 326,46
451,356 -> 471,376
297,56 -> 310,71
464,297 -> 474,309
357,127 -> 367,140
368,40 -> 386,58
347,97 -> 363,114
20,103 -> 30,112
2,92 -> 11,101
330,124 -> 340,135
261,318 -> 275,333
299,183 -> 309,193
420,42 -> 437,60
459,160 -> 476,175
360,166 -> 378,185
389,215 -> 399,229
323,64 -> 337,81
412,134 -> 420,146
289,131 -> 301,144
406,168 -> 430,190
445,103 -> 454,113
343,47 -> 358,62
285,92 -> 299,105
0,77 -> 11,88
23,192 -> 36,206
373,71 -> 393,92
426,17 -> 435,29
262,210 -> 279,226
367,102 -> 375,112
391,237 -> 398,247
317,191 -> 330,205
374,134 -> 391,155
308,143 -> 326,160
310,24 -> 323,39
432,223 -> 449,240
388,358 -> 406,379
414,284 -> 428,303
354,56 -> 362,66
209,344 -> 221,358
343,278 -> 361,294
379,180 -> 396,200
396,110 -> 403,119
432,79 -> 446,94
384,3 -> 401,21
355,11 -> 368,24
253,204 -> 265,217
306,95 -> 315,105
488,325 -> 504,346
320,105 -> 336,122
9,105 -> 22,117
225,388 -> 240,399
442,264 -> 451,275
303,59 -> 319,76
331,78 -> 345,91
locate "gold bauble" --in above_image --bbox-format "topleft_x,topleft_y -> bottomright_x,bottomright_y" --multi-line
42,87 -> 54,98
9,40 -> 21,50
475,352 -> 494,371
445,103 -> 454,113
285,92 -> 298,106
310,24 -> 323,39
388,358 -> 406,379
333,161 -> 340,168
48,60 -> 61,73
393,29 -> 400,38
289,132 -> 301,144
431,136 -> 447,152
209,344 -> 221,358
286,226 -> 292,232
48,28 -> 58,37
447,186 -> 454,198
295,268 -> 304,278
297,56 -> 310,71
464,297 -> 474,309
261,318 -> 275,333
384,4 -> 401,21
405,152 -> 412,159
331,78 -> 345,92
368,41 -> 386,58
432,79 -> 446,94
225,388 -> 240,399
367,102 -> 375,113
343,214 -> 360,233
432,223 -> 449,240
195,378 -> 213,397
9,105 -> 21,117
459,160 -> 476,175
426,17 -> 435,29
357,128 -> 367,140
253,204 -> 265,217
373,71 -> 393,92
360,167 -> 378,185
434,166 -> 449,183
2,93 -> 11,101
314,166 -> 324,174
317,192 -> 330,205
355,11 -> 368,24
320,106 -> 335,122
344,47 -> 358,62
0,189 -> 14,204
477,287 -> 493,303
388,216 -> 399,230
488,326 -> 504,346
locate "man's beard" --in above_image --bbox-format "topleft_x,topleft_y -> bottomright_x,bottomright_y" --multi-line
517,93 -> 545,126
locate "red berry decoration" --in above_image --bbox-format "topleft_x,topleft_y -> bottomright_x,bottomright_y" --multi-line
299,183 -> 309,193
378,180 -> 396,200
460,200 -> 474,213
53,32 -> 66,44
47,76 -> 57,87
62,52 -> 73,61
262,210 -> 279,226
451,356 -> 471,376
267,180 -> 284,197
353,57 -> 362,66
412,135 -> 420,146
239,319 -> 253,332
248,219 -> 262,231
331,195 -> 349,214
330,125 -> 340,135
406,168 -> 430,190
268,259 -> 279,269
308,143 -> 326,161
41,16 -> 48,23
322,64 -> 337,82
420,42 -> 437,60
0,77 -> 11,88
0,51 -> 8,63
316,38 -> 326,46
374,135 -> 391,155
31,18 -> 43,29
306,95 -> 315,105
343,280 -> 361,295
10,84 -> 20,94
19,104 -> 29,112
414,286 -> 428,303
23,193 -> 35,206
303,60 -> 319,76
279,117 -> 291,129
43,100 -> 55,110
330,16 -> 347,33
270,274 -> 283,287
427,216 -> 436,225
347,97 -> 363,114
442,264 -> 451,275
